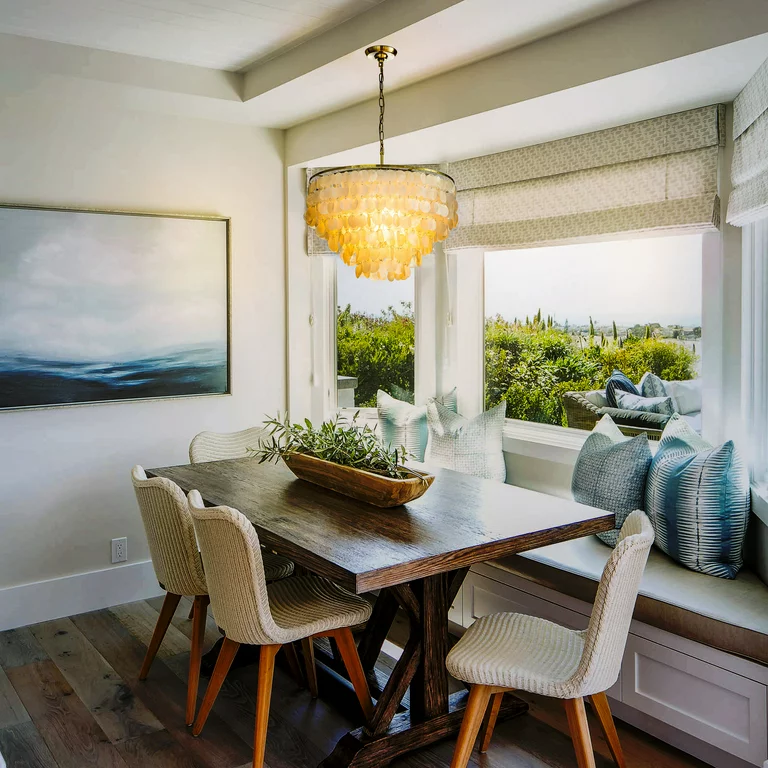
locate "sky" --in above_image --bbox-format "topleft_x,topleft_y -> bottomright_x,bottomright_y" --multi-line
0,208 -> 228,362
337,260 -> 414,314
485,235 -> 702,327
336,234 -> 702,326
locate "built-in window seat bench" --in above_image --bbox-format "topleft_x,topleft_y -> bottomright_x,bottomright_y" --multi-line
448,535 -> 768,768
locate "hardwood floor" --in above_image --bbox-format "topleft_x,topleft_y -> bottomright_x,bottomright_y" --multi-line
0,596 -> 708,768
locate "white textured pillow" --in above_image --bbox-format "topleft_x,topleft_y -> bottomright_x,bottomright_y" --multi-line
425,401 -> 506,481
663,379 -> 702,415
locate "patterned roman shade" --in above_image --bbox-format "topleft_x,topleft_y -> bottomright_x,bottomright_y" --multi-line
444,105 -> 725,251
727,57 -> 768,227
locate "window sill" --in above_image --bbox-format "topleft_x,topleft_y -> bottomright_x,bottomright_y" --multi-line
751,485 -> 768,527
502,419 -> 589,465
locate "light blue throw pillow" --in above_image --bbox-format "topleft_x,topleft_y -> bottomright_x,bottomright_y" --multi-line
572,415 -> 652,547
645,415 -> 749,578
616,391 -> 676,416
377,388 -> 457,461
640,371 -> 668,399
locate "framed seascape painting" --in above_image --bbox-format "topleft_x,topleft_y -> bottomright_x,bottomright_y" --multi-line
0,204 -> 230,410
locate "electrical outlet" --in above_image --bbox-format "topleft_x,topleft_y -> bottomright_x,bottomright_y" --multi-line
111,537 -> 128,564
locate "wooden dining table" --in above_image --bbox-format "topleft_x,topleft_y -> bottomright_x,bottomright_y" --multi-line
147,457 -> 613,768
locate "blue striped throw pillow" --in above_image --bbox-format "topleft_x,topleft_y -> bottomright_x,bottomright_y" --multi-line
605,369 -> 639,407
645,415 -> 749,578
572,415 -> 652,547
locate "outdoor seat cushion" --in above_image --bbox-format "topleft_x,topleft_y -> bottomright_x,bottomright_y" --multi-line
490,534 -> 768,665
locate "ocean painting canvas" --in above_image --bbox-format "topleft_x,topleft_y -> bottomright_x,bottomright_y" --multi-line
0,205 -> 229,410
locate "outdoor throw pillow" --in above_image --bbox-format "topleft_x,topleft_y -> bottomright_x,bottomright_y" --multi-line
572,415 -> 652,547
605,369 -> 639,407
645,415 -> 749,578
663,379 -> 702,415
377,388 -> 457,462
425,400 -> 506,481
616,391 -> 676,416
640,372 -> 668,399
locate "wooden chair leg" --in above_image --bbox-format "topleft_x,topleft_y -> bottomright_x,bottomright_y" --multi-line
192,637 -> 240,736
186,595 -> 209,726
301,637 -> 319,698
329,627 -> 374,722
479,691 -> 504,753
589,692 -> 626,768
253,645 -> 280,768
282,643 -> 304,687
139,592 -> 181,681
450,685 -> 493,768
564,697 -> 597,768
187,604 -> 195,621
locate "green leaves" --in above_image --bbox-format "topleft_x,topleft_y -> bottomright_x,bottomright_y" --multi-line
248,412 -> 411,479
484,318 -> 697,426
337,301 -> 414,407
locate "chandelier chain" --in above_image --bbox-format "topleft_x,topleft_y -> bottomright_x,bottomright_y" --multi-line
378,57 -> 385,165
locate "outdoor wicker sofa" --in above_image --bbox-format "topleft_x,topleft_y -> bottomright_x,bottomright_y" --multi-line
563,379 -> 702,439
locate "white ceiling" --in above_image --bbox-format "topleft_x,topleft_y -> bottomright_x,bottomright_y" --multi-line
245,0 -> 645,127
0,0 -> 384,71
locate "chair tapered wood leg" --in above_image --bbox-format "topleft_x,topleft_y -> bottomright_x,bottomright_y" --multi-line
186,595 -> 209,726
479,691 -> 504,753
187,604 -> 195,621
139,592 -> 181,681
329,627 -> 374,722
192,637 -> 240,736
589,692 -> 626,768
450,684 -> 493,768
282,643 -> 304,687
253,644 -> 280,768
301,637 -> 319,698
564,697 -> 597,768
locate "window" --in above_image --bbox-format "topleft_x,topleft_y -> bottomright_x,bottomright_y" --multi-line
335,262 -> 415,409
484,235 -> 703,428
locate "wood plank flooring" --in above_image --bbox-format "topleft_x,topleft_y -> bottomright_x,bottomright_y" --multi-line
0,598 -> 708,768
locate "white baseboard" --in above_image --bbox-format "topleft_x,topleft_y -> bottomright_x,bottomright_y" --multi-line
0,560 -> 164,632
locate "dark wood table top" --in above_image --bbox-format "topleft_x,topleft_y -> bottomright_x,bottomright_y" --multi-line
147,458 -> 613,594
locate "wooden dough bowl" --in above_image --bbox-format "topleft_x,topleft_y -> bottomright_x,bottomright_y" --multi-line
282,453 -> 434,508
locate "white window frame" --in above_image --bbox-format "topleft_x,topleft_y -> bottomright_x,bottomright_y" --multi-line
448,234 -> 717,460
304,235 -> 719,464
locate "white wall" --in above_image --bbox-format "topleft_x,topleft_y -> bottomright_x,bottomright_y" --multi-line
0,75 -> 285,601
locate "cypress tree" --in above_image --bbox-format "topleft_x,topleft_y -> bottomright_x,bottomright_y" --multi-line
612,321 -> 618,342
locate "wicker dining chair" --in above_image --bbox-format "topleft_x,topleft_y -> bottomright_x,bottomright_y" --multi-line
187,491 -> 373,768
131,465 -> 211,726
446,510 -> 654,768
188,426 -> 267,463
188,427 -> 295,582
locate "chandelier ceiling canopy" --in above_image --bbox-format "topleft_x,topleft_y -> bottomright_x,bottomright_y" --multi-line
305,46 -> 459,281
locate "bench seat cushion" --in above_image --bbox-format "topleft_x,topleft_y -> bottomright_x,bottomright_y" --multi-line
491,535 -> 768,665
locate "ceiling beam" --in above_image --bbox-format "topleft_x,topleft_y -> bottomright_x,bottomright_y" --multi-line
285,0 -> 768,166
242,0 -> 463,101
0,32 -> 242,102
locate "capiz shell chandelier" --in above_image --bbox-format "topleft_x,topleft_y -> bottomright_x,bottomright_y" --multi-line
305,46 -> 458,281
